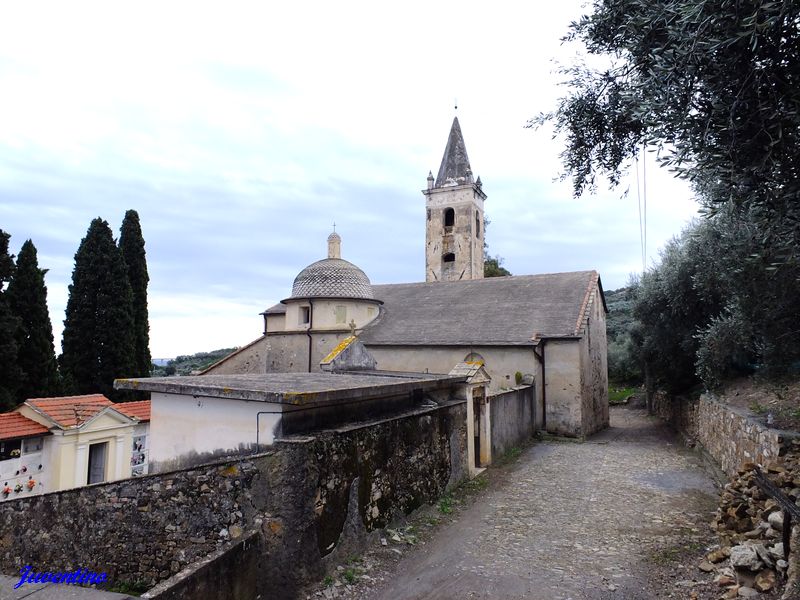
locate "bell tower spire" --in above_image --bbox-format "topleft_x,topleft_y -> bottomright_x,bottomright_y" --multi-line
423,116 -> 486,282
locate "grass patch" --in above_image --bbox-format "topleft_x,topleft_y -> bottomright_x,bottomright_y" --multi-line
323,575 -> 334,587
438,493 -> 454,514
107,581 -> 149,595
650,546 -> 680,565
494,445 -> 524,466
343,568 -> 357,584
649,537 -> 704,566
609,386 -> 637,405
460,474 -> 489,493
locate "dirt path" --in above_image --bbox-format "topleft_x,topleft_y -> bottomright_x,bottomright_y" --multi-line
309,407 -> 721,600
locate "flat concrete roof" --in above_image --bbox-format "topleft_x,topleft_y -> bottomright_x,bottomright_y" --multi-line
114,371 -> 465,406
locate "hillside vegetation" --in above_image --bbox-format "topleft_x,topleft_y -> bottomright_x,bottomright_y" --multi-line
151,348 -> 237,376
605,287 -> 640,385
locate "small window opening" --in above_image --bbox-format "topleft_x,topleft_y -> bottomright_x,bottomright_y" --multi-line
22,438 -> 42,454
0,440 -> 21,461
443,253 -> 455,263
475,212 -> 480,237
444,208 -> 455,227
299,306 -> 310,325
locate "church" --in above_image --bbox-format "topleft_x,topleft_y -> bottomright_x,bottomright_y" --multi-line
205,117 -> 609,438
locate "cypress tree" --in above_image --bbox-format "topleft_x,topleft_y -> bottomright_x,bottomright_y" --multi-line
0,230 -> 23,410
61,218 -> 136,400
119,210 -> 151,377
7,240 -> 61,400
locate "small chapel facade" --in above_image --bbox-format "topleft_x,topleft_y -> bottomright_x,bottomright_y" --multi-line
205,117 -> 609,438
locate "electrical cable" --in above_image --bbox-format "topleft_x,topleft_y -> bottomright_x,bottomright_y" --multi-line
635,153 -> 645,272
642,142 -> 647,269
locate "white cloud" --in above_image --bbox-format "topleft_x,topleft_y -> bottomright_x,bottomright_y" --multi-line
0,0 -> 699,357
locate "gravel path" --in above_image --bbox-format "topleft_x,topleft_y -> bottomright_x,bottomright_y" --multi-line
308,407 -> 722,600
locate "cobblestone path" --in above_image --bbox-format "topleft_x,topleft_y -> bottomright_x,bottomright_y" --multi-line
360,407 -> 719,600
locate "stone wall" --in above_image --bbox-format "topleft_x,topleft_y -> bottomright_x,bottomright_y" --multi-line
579,283 -> 610,437
144,530 -> 262,600
203,336 -> 268,375
545,340 -> 582,437
490,386 -> 535,459
0,401 -> 468,599
424,185 -> 484,283
653,392 -> 798,476
0,451 -> 272,589
270,401 -> 468,580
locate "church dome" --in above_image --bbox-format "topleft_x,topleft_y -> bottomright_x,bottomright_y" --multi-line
291,258 -> 375,300
289,231 -> 374,300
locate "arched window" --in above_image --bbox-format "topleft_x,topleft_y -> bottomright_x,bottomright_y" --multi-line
444,208 -> 455,227
475,212 -> 480,237
443,253 -> 455,263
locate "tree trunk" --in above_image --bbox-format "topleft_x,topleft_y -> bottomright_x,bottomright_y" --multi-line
645,362 -> 654,414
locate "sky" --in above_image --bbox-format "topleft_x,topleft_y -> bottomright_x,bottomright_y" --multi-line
0,2 -> 700,359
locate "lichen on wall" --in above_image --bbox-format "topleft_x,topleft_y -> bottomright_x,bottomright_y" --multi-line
281,403 -> 468,557
0,453 -> 273,588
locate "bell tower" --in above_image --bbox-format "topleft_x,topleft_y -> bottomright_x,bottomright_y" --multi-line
423,116 -> 486,282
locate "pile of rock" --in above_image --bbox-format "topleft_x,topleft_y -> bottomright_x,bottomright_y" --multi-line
702,445 -> 800,598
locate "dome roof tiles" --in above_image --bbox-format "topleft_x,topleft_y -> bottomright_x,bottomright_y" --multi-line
290,258 -> 375,300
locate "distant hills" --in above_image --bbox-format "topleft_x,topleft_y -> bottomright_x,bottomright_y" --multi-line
150,348 -> 237,376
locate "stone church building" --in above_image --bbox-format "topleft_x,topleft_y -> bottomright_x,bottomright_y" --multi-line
205,117 -> 609,438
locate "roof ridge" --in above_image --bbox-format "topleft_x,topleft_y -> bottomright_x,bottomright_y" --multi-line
372,270 -> 597,289
28,393 -> 110,403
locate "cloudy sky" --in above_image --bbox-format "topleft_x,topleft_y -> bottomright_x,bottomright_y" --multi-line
0,2 -> 699,359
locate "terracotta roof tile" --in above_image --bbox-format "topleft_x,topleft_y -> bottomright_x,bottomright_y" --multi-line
26,394 -> 112,428
0,413 -> 50,441
116,400 -> 150,422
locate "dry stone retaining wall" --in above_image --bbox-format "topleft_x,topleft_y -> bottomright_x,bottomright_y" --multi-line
653,392 -> 797,476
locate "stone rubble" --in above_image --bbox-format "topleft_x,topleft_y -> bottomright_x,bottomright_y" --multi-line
700,440 -> 800,599
308,525 -> 421,599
